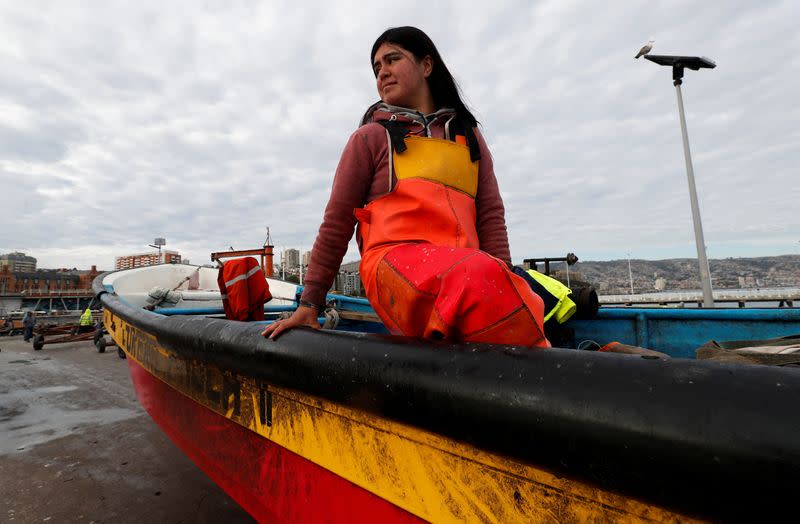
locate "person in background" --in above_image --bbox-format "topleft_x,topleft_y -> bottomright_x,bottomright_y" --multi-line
78,307 -> 94,333
22,310 -> 35,342
263,26 -> 549,348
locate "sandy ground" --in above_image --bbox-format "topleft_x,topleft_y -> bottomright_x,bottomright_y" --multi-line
0,335 -> 255,523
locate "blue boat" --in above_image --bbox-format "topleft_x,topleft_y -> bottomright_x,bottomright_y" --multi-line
570,306 -> 800,358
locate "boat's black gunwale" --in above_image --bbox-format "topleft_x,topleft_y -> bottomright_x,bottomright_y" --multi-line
94,271 -> 800,520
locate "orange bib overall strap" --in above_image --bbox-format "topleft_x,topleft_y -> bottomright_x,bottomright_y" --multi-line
355,135 -> 548,347
217,257 -> 272,321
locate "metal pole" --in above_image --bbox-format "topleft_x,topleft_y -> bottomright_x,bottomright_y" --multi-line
675,83 -> 714,307
627,253 -> 634,294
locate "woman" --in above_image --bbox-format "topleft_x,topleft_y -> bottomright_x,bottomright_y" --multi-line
263,26 -> 549,348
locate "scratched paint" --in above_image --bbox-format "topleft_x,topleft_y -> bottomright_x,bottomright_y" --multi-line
105,310 -> 694,523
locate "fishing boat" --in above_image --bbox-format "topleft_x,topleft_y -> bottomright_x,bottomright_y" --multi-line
94,262 -> 800,522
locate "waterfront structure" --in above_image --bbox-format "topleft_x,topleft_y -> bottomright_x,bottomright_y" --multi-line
115,250 -> 181,270
0,252 -> 37,273
601,287 -> 799,308
0,265 -> 102,312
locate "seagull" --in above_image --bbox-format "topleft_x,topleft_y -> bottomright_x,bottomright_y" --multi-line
635,39 -> 654,59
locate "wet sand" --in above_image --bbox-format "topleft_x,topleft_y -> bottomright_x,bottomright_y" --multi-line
0,335 -> 254,523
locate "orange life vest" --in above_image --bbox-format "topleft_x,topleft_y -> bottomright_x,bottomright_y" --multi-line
217,257 -> 272,321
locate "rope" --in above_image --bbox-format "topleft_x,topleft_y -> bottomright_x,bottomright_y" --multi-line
577,339 -> 602,351
322,308 -> 340,330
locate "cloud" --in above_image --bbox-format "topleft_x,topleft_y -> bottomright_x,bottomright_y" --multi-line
1,0 -> 798,272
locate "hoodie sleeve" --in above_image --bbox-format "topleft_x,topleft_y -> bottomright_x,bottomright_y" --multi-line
473,129 -> 512,265
300,129 -> 376,308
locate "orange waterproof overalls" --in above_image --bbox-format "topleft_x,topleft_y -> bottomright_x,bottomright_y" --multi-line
355,134 -> 549,347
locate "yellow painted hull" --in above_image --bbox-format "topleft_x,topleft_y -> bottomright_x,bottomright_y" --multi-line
105,308 -> 690,522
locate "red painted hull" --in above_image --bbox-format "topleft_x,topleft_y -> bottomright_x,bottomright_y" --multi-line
127,358 -> 421,523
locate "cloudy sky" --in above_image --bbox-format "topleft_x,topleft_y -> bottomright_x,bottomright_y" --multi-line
1,0 -> 798,270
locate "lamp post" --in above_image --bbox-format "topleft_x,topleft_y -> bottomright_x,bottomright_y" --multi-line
148,237 -> 166,264
644,54 -> 716,307
627,252 -> 634,295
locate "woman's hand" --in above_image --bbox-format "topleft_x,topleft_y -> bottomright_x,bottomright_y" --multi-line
261,306 -> 320,340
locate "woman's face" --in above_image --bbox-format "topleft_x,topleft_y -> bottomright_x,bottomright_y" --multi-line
372,42 -> 432,111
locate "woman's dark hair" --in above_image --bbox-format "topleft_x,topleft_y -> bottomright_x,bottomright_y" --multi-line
371,26 -> 477,128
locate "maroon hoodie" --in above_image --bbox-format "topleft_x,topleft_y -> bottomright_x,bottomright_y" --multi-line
300,103 -> 512,308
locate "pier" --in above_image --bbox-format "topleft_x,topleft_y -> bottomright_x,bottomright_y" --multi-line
601,288 -> 799,308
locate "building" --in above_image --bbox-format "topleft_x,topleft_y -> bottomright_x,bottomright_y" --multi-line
738,276 -> 761,288
335,260 -> 363,296
0,265 -> 102,313
2,266 -> 101,294
343,272 -> 362,296
115,250 -> 181,270
1,266 -> 14,294
340,260 -> 360,273
282,249 -> 300,270
302,250 -> 312,267
0,252 -> 37,273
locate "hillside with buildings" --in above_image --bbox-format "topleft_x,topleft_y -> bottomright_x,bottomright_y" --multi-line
559,255 -> 800,295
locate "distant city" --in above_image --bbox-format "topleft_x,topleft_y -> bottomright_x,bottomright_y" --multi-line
546,255 -> 800,295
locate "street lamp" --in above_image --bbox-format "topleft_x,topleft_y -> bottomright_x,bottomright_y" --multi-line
627,252 -> 634,295
644,54 -> 716,307
149,237 -> 166,263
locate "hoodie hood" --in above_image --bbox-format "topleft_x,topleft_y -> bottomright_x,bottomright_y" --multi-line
359,101 -> 457,135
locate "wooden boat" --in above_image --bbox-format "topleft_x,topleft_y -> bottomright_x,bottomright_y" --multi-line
94,263 -> 800,522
